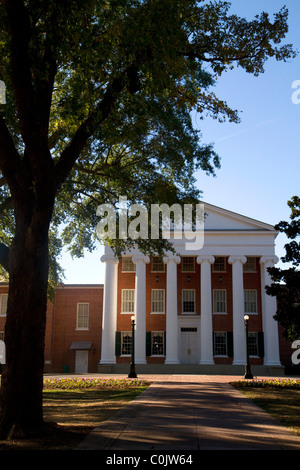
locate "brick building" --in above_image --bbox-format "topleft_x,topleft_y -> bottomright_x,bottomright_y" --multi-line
0,203 -> 294,374
0,283 -> 103,373
99,202 -> 292,375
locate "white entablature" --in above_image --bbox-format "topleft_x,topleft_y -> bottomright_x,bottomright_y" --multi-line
171,202 -> 278,257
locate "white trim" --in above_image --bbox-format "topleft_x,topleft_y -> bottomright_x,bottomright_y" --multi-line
0,294 -> 8,316
76,302 -> 89,330
151,289 -> 165,314
213,289 -> 227,314
121,289 -> 135,314
182,289 -> 196,314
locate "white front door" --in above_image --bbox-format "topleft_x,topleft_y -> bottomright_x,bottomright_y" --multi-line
180,328 -> 199,364
75,350 -> 89,373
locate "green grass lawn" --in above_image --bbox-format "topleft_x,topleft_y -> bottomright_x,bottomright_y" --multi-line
1,377 -> 299,451
0,377 -> 150,451
231,378 -> 300,436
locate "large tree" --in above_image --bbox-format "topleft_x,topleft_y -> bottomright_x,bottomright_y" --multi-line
266,196 -> 300,343
0,0 -> 296,439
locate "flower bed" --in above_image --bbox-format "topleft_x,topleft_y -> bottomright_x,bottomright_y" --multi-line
231,378 -> 300,389
43,377 -> 151,390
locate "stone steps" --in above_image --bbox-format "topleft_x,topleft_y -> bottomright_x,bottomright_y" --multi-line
98,363 -> 285,377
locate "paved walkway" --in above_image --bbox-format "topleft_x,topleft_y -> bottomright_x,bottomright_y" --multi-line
77,375 -> 300,451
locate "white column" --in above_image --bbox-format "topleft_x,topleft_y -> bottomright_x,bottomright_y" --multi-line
228,255 -> 247,365
132,254 -> 150,364
100,254 -> 119,364
197,255 -> 215,364
260,256 -> 281,366
163,255 -> 181,364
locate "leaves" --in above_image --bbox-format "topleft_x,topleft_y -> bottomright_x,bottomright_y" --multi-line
0,0 -> 297,280
266,197 -> 300,343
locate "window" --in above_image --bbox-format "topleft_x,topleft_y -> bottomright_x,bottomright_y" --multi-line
248,332 -> 259,356
182,289 -> 195,313
213,290 -> 227,313
76,303 -> 89,330
152,257 -> 165,272
151,289 -> 165,313
121,332 -> 132,355
214,332 -> 227,356
0,294 -> 8,316
122,257 -> 135,272
243,257 -> 256,272
244,290 -> 257,313
151,332 -> 165,355
212,257 -> 226,272
181,257 -> 195,272
0,334 -> 5,363
121,289 -> 135,313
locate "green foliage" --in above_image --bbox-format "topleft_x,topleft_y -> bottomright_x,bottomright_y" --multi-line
43,377 -> 151,390
266,197 -> 300,343
232,378 -> 300,389
0,0 -> 296,286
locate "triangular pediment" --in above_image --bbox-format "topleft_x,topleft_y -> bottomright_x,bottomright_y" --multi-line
203,202 -> 275,232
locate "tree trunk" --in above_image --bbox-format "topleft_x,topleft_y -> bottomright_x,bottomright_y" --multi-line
0,189 -> 54,439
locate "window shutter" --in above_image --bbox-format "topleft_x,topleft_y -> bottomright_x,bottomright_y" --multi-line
164,331 -> 166,356
146,332 -> 152,356
115,332 -> 121,356
258,332 -> 264,358
227,332 -> 234,357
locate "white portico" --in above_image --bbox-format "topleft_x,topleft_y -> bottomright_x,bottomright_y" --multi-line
99,203 -> 282,373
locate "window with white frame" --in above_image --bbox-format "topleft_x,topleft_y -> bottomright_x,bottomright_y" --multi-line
0,336 -> 5,363
213,332 -> 227,356
76,303 -> 89,330
121,289 -> 135,313
0,294 -> 8,316
151,332 -> 165,355
152,257 -> 165,272
248,332 -> 259,356
212,257 -> 226,272
121,331 -> 132,355
244,290 -> 257,313
243,257 -> 256,272
213,289 -> 227,313
122,257 -> 136,272
151,289 -> 165,313
182,289 -> 195,313
181,257 -> 195,272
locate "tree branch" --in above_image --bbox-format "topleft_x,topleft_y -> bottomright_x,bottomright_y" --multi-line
54,69 -> 133,190
3,1 -> 38,141
3,0 -> 53,175
0,114 -> 26,191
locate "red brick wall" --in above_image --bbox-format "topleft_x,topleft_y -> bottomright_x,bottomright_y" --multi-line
49,285 -> 103,373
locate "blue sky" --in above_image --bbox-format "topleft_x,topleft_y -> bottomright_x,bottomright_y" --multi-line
60,0 -> 300,284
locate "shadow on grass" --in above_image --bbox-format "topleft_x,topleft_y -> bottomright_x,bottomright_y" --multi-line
0,387 -> 148,451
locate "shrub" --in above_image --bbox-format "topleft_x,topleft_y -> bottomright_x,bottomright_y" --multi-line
231,378 -> 300,389
43,377 -> 151,390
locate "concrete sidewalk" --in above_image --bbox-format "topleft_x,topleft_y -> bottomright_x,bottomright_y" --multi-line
77,375 -> 300,451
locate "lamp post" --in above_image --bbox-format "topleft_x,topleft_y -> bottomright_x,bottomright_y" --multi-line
128,315 -> 137,378
244,314 -> 253,379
